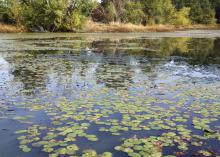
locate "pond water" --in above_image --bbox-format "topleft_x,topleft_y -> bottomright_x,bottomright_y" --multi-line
0,31 -> 220,157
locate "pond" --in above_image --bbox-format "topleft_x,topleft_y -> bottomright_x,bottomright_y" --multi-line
0,31 -> 220,157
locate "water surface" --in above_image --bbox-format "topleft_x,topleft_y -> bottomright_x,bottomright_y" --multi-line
0,31 -> 220,157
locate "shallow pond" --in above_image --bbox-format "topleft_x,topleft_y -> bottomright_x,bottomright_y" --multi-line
0,31 -> 220,157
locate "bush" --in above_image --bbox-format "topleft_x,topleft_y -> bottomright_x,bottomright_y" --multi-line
80,0 -> 98,17
21,0 -> 87,31
0,0 -> 22,25
61,11 -> 85,31
172,7 -> 191,26
141,0 -> 177,25
22,0 -> 69,31
122,2 -> 145,25
189,0 -> 216,24
104,1 -> 117,22
0,0 -> 92,31
91,6 -> 111,23
161,0 -> 177,24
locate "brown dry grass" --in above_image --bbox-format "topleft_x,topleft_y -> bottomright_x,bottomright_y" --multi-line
84,21 -> 148,32
0,23 -> 25,33
84,20 -> 220,33
0,21 -> 219,33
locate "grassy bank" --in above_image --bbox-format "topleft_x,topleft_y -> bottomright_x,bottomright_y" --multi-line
0,21 -> 219,33
0,23 -> 25,33
84,21 -> 220,33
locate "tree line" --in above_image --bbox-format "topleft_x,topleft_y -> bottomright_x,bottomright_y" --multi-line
0,0 -> 219,32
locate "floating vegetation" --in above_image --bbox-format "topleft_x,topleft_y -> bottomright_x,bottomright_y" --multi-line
13,82 -> 220,156
0,34 -> 220,157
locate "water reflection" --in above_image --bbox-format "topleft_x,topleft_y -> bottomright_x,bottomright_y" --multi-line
0,33 -> 220,157
0,35 -> 219,93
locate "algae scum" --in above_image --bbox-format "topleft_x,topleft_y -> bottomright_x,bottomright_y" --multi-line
0,31 -> 220,157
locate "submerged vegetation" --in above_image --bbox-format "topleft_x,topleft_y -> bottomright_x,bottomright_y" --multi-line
0,0 -> 220,32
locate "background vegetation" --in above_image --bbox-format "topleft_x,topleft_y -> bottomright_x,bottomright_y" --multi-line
0,0 -> 219,32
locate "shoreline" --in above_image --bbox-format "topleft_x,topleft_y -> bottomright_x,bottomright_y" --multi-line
0,22 -> 219,33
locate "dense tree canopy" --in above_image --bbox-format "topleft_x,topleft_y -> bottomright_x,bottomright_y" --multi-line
0,0 -> 219,31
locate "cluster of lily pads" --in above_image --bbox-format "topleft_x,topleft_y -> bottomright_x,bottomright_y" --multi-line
0,46 -> 219,157
12,81 -> 220,157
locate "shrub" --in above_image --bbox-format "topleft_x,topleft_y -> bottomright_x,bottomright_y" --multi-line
0,0 -> 22,25
189,0 -> 216,24
21,0 -> 87,31
172,7 -> 191,26
91,6 -> 110,23
141,0 -> 177,25
61,11 -> 85,31
122,2 -> 145,25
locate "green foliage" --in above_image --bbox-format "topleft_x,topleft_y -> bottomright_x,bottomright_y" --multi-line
0,0 -> 22,24
122,2 -> 145,24
172,0 -> 216,24
172,7 -> 191,26
141,0 -> 176,24
0,0 -> 218,31
91,6 -> 109,23
161,0 -> 176,24
0,0 -> 6,15
61,11 -> 85,31
104,2 -> 117,22
91,2 -> 116,24
21,0 -> 66,31
188,0 -> 216,24
80,0 -> 98,16
141,0 -> 164,24
210,0 -> 220,21
100,0 -> 125,22
0,0 -> 94,31
172,0 -> 187,10
0,0 -> 6,22
9,0 -> 23,25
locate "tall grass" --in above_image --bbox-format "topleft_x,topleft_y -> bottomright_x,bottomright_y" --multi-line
0,23 -> 24,33
84,21 -> 148,32
84,20 -> 220,33
0,21 -> 219,33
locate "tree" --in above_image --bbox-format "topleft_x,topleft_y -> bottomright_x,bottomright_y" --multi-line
0,0 -> 7,22
210,0 -> 220,23
122,1 -> 145,24
0,0 -> 23,25
189,0 -> 216,24
141,0 -> 176,24
0,0 -> 218,31
172,0 -> 216,24
100,0 -> 125,22
172,0 -> 188,10
19,0 -> 96,31
172,7 -> 191,26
